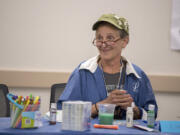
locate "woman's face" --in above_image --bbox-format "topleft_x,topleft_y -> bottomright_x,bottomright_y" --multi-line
95,25 -> 126,62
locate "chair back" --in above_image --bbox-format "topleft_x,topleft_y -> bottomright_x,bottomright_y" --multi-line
50,83 -> 66,107
0,84 -> 10,117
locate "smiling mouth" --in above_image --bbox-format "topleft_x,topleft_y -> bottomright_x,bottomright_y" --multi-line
101,48 -> 111,52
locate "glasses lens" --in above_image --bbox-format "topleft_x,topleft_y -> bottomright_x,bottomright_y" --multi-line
105,41 -> 114,46
96,41 -> 102,46
93,39 -> 117,46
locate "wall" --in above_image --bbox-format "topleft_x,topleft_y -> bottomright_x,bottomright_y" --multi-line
155,92 -> 180,120
0,0 -> 180,120
0,0 -> 180,74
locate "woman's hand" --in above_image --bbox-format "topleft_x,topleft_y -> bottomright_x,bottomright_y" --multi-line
103,89 -> 133,110
94,90 -> 141,119
92,89 -> 141,119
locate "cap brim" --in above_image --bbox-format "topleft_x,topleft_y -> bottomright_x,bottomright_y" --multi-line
92,21 -> 105,30
92,20 -> 120,31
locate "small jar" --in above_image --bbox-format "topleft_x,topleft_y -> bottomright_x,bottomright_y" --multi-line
49,103 -> 57,125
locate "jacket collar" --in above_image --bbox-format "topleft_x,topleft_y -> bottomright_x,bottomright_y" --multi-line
79,55 -> 141,78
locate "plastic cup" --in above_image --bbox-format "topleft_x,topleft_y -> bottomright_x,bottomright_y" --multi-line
98,104 -> 116,125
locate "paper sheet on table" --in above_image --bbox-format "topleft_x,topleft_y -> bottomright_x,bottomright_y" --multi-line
45,110 -> 62,122
160,121 -> 180,133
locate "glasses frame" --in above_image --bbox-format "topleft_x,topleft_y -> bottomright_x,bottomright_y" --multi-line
92,37 -> 121,47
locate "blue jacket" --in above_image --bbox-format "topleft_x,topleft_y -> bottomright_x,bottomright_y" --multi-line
57,56 -> 158,119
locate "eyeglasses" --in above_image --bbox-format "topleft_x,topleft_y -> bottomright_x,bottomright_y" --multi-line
92,37 -> 121,47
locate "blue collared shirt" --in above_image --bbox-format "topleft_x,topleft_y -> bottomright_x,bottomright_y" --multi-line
57,56 -> 158,119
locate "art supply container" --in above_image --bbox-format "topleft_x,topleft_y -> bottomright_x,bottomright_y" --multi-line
7,93 -> 41,128
98,104 -> 116,125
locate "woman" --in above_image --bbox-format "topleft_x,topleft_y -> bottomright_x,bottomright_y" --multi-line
57,13 -> 158,119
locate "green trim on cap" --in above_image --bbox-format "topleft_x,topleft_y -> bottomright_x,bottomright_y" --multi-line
92,14 -> 129,34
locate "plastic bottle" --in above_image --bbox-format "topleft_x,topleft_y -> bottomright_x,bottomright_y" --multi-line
131,102 -> 135,109
49,103 -> 57,125
147,104 -> 155,128
126,107 -> 133,127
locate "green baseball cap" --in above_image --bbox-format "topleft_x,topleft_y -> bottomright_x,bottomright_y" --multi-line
92,13 -> 129,34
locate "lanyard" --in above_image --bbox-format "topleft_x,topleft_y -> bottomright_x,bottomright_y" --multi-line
118,60 -> 127,89
100,59 -> 127,95
114,59 -> 127,119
